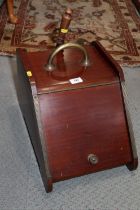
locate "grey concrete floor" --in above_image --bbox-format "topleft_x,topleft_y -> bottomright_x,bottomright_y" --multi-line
0,56 -> 140,210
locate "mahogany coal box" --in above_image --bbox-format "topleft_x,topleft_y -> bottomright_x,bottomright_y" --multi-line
15,41 -> 138,192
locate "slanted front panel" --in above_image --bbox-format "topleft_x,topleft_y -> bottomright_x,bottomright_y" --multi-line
39,83 -> 132,182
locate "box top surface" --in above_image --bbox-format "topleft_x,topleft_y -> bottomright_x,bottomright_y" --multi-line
18,42 -> 123,94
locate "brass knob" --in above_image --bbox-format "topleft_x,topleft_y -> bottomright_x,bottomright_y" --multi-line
45,42 -> 90,71
88,154 -> 98,165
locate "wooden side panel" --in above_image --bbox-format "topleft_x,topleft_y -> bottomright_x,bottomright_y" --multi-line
15,52 -> 52,192
39,84 -> 133,182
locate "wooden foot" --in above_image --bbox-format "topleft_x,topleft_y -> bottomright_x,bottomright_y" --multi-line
9,14 -> 18,24
7,0 -> 18,24
126,158 -> 138,171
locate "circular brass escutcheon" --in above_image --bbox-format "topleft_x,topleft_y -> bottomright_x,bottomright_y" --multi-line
88,154 -> 99,165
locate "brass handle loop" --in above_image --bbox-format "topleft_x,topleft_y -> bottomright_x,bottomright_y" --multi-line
45,42 -> 90,71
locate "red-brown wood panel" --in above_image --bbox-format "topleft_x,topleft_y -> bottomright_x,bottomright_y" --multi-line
39,83 -> 132,182
26,44 -> 119,94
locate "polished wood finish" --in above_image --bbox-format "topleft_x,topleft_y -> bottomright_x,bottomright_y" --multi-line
39,84 -> 132,182
15,41 -> 138,192
20,43 -> 120,94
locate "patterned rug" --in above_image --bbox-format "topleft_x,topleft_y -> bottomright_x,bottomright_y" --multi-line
0,0 -> 140,66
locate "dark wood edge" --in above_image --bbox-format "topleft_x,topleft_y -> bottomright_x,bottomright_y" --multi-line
92,41 -> 125,81
132,0 -> 140,13
126,158 -> 138,171
33,94 -> 53,192
16,49 -> 53,192
16,48 -> 37,95
120,82 -> 138,171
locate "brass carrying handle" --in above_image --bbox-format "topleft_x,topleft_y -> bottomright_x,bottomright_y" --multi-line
45,42 -> 90,71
